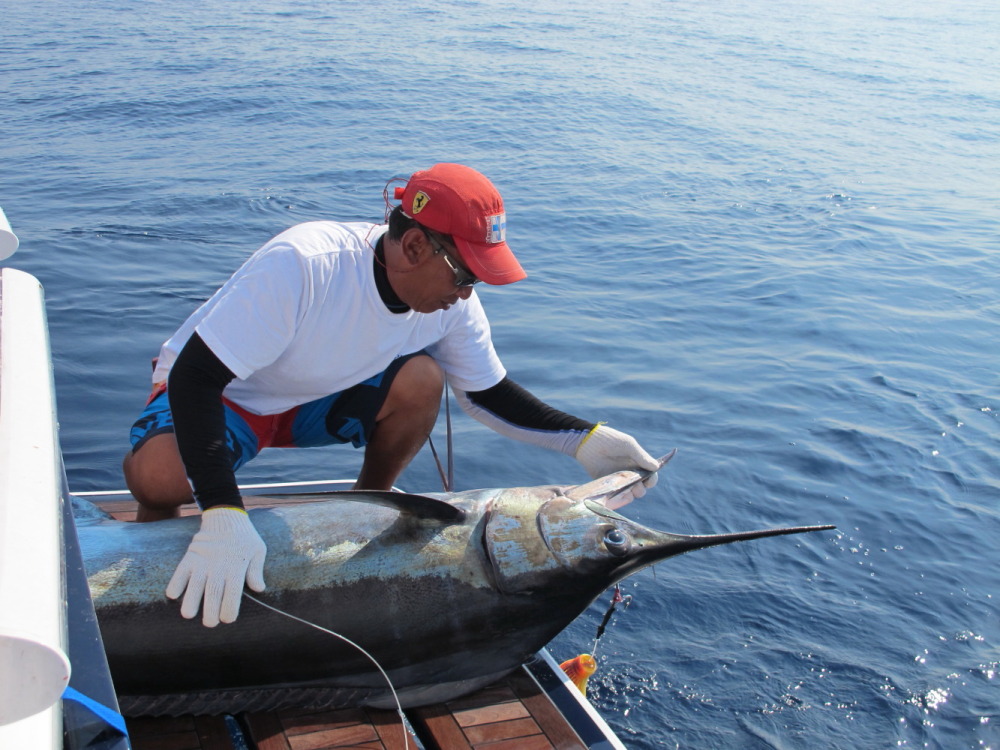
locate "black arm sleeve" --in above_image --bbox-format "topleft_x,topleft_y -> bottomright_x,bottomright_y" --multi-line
467,377 -> 593,433
167,332 -> 242,511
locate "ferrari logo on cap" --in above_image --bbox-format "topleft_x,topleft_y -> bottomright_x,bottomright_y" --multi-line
412,191 -> 430,215
487,213 -> 506,243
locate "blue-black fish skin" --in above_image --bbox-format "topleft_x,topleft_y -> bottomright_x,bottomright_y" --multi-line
77,466 -> 832,717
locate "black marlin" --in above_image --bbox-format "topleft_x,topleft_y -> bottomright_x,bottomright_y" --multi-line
74,453 -> 834,717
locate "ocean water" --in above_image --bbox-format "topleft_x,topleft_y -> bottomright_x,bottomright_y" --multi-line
2,1 -> 998,747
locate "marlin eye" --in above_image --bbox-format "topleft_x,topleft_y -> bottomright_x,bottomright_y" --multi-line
603,528 -> 630,557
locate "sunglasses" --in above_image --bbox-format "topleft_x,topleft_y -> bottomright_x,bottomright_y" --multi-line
424,230 -> 480,288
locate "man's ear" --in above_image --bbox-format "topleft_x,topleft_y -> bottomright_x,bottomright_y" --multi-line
399,227 -> 430,265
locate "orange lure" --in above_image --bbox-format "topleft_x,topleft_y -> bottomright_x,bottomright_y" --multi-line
559,653 -> 597,695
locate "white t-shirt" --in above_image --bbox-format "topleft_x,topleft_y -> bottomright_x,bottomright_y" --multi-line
151,221 -> 506,415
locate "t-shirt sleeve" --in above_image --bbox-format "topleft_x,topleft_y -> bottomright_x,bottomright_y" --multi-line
426,292 -> 506,393
194,244 -> 308,381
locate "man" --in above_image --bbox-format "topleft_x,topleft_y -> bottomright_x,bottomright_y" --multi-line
124,163 -> 659,628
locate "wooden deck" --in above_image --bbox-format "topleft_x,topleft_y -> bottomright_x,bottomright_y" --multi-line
125,708 -> 411,750
124,666 -> 585,749
92,493 -> 593,750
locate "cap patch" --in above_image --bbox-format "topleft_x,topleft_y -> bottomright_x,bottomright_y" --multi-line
487,213 -> 506,244
412,191 -> 431,215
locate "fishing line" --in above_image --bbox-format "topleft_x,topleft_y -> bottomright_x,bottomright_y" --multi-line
427,383 -> 455,491
242,592 -> 411,750
250,380 -> 455,748
591,584 -> 632,657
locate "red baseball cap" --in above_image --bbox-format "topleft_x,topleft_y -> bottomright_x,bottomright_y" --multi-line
393,163 -> 527,285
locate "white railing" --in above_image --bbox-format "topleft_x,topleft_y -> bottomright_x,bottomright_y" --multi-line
0,208 -> 70,748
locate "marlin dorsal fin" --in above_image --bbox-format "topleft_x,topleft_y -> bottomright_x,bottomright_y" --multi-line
260,489 -> 466,523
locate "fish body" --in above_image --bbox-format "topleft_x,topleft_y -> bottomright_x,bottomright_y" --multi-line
76,458 -> 833,716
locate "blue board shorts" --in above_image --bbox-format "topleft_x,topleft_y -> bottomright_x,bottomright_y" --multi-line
128,351 -> 424,471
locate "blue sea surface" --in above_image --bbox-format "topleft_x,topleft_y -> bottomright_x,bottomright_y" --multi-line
2,1 -> 998,747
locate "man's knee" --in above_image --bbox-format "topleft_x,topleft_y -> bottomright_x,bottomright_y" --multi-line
358,356 -> 444,490
387,354 -> 445,410
123,433 -> 193,512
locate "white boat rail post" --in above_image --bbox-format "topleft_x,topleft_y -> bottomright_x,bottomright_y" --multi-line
0,206 -> 17,261
0,210 -> 73,748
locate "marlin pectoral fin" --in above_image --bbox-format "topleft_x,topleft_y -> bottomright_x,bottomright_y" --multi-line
566,449 -> 678,506
259,490 -> 466,523
653,450 -> 678,470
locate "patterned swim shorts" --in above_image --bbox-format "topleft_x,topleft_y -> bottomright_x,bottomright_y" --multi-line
128,351 -> 425,471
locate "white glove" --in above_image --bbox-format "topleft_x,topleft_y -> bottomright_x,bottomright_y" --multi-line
575,425 -> 660,499
166,507 -> 267,628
